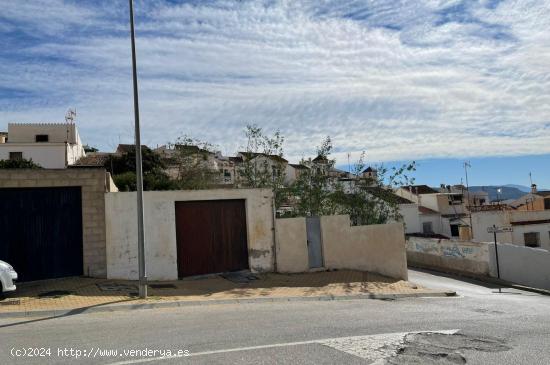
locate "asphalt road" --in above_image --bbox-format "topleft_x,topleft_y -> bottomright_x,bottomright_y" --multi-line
0,269 -> 549,364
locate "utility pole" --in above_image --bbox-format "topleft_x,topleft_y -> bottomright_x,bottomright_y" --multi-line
129,0 -> 147,299
464,161 -> 473,237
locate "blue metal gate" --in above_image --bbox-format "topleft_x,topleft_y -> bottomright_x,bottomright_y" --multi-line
0,187 -> 83,281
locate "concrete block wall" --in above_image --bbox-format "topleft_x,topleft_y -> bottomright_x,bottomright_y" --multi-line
320,215 -> 408,280
406,237 -> 490,277
0,168 -> 110,277
488,243 -> 550,290
105,189 -> 275,280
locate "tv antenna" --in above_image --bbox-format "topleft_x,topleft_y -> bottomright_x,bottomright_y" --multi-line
65,108 -> 76,124
64,108 -> 76,145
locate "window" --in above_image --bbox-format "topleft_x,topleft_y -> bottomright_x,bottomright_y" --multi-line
9,152 -> 22,161
422,222 -> 433,234
450,224 -> 460,237
524,232 -> 540,248
272,166 -> 281,180
544,198 -> 550,210
35,134 -> 49,142
223,169 -> 231,182
448,194 -> 463,205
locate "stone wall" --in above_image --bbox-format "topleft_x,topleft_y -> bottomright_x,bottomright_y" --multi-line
0,168 -> 112,277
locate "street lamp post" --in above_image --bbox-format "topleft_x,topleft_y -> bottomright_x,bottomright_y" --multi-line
464,161 -> 473,237
128,0 -> 147,298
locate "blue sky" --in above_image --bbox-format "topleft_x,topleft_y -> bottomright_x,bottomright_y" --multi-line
375,154 -> 550,189
1,1 -> 549,187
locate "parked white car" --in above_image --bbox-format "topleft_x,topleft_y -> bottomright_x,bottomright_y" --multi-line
0,260 -> 18,293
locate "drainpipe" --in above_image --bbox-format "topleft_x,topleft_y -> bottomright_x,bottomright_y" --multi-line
271,194 -> 278,273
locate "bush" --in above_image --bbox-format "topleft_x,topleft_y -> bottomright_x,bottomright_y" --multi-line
0,158 -> 41,169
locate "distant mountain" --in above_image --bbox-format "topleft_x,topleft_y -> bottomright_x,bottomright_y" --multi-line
503,184 -> 531,193
469,186 -> 526,201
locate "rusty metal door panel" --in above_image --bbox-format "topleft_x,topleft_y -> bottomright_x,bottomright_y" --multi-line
175,200 -> 248,278
0,187 -> 83,281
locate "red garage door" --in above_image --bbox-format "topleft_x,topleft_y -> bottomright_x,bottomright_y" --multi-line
175,200 -> 249,278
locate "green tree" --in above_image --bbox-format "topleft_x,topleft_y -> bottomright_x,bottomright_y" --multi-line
330,152 -> 416,225
83,145 -> 98,153
0,158 -> 41,169
106,146 -> 177,191
288,137 -> 416,225
290,136 -> 337,217
168,136 -> 222,190
240,124 -> 287,208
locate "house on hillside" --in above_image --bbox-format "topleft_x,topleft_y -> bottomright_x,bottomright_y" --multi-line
511,184 -> 550,211
472,209 -> 550,250
154,144 -> 235,185
396,184 -> 469,237
447,184 -> 489,207
396,194 -> 452,237
236,151 -> 289,186
285,163 -> 309,185
362,166 -> 378,180
0,123 -> 86,168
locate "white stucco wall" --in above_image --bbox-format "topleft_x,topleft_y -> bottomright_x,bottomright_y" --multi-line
7,123 -> 79,143
105,189 -> 275,280
399,203 -> 452,237
0,144 -> 67,168
399,204 -> 421,234
284,165 -> 296,185
320,215 -> 408,280
471,211 -> 513,243
510,224 -> 550,251
407,237 -> 490,276
1,124 -> 86,168
419,214 -> 452,237
417,194 -> 440,212
472,210 -> 550,249
488,243 -> 550,290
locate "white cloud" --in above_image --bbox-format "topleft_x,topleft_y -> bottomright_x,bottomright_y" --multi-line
0,0 -> 549,164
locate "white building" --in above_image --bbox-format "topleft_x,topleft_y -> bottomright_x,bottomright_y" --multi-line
398,200 -> 452,237
0,123 -> 86,168
395,185 -> 470,237
471,209 -> 550,250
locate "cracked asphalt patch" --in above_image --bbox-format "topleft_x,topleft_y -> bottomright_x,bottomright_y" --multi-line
387,332 -> 511,364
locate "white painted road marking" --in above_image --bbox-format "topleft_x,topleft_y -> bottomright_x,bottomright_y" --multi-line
105,329 -> 459,365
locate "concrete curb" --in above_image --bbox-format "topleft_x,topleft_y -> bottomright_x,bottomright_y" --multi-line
0,291 -> 456,319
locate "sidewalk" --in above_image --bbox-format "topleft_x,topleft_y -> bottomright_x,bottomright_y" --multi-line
0,270 -> 454,318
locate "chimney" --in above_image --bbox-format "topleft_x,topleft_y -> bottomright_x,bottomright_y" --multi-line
531,184 -> 537,193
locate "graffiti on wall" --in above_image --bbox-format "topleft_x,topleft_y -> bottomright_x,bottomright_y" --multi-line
409,238 -> 485,261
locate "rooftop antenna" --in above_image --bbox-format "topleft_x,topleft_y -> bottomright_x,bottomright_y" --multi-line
529,172 -> 533,186
65,108 -> 76,124
347,152 -> 351,175
64,108 -> 76,145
